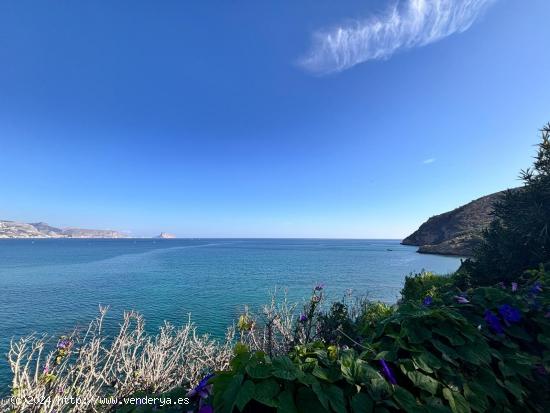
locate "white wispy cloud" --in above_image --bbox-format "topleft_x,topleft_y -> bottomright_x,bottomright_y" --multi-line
299,0 -> 496,75
423,158 -> 436,164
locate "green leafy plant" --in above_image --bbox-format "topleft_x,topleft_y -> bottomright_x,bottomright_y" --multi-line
212,342 -> 394,413
401,271 -> 453,302
212,274 -> 550,413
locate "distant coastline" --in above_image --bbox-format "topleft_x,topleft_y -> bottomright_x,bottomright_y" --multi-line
0,220 -> 129,239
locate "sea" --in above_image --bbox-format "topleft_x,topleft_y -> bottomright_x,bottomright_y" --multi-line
0,238 -> 462,393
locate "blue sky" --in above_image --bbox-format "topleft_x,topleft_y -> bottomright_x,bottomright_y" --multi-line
1,0 -> 549,238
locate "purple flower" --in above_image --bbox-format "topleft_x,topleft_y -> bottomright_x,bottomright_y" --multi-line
314,283 -> 324,291
422,296 -> 433,306
498,304 -> 521,324
531,282 -> 543,295
299,313 -> 308,323
511,282 -> 518,292
198,406 -> 213,413
57,339 -> 71,350
188,373 -> 214,399
545,312 -> 550,318
311,295 -> 321,303
43,364 -> 50,374
454,295 -> 469,304
379,359 -> 397,385
498,282 -> 506,289
484,310 -> 504,335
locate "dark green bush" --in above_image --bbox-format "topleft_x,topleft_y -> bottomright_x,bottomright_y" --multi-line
318,301 -> 358,347
401,272 -> 453,302
356,301 -> 394,338
462,123 -> 550,285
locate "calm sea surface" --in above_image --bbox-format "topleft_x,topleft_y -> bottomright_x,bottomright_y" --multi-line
0,238 -> 461,392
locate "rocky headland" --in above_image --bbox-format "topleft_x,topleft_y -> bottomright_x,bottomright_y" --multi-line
402,188 -> 519,256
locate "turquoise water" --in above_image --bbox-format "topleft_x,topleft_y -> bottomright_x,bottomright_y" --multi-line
0,238 -> 461,392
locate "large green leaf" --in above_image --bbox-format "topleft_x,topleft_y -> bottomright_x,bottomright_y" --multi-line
368,377 -> 391,400
475,370 -> 507,403
463,383 -> 488,413
272,356 -> 299,380
312,365 -> 341,383
433,325 -> 466,346
324,384 -> 347,413
432,340 -> 459,365
407,370 -> 439,395
341,353 -> 369,384
246,362 -> 273,379
455,342 -> 490,365
219,373 -> 244,413
235,380 -> 255,411
399,359 -> 416,374
297,373 -> 318,386
350,393 -> 374,413
361,364 -> 383,381
296,387 -> 329,413
311,381 -> 330,410
253,378 -> 281,407
503,379 -> 524,401
402,320 -> 432,344
277,390 -> 298,413
424,396 -> 452,413
412,351 -> 442,373
442,388 -> 471,413
392,387 -> 421,413
497,361 -> 515,378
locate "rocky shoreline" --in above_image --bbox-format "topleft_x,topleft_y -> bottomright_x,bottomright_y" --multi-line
402,188 -> 519,257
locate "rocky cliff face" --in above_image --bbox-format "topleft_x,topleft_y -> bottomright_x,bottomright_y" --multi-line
0,220 -> 128,238
402,189 -> 518,256
0,221 -> 49,238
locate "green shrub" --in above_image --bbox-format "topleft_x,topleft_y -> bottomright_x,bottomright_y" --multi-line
401,271 -> 453,302
359,302 -> 394,325
211,274 -> 550,413
463,123 -> 550,285
317,301 -> 358,347
212,342 -> 401,413
356,302 -> 394,338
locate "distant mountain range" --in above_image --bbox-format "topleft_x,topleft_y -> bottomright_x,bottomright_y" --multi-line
0,220 -> 128,238
402,189 -> 519,256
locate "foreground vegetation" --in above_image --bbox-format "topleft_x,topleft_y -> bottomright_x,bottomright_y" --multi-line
3,124 -> 550,412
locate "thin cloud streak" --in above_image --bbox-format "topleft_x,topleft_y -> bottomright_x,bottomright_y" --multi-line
423,158 -> 436,164
300,0 -> 497,75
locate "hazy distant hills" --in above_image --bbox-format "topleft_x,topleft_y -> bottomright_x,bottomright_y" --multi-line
0,220 -> 128,238
402,189 -> 519,256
